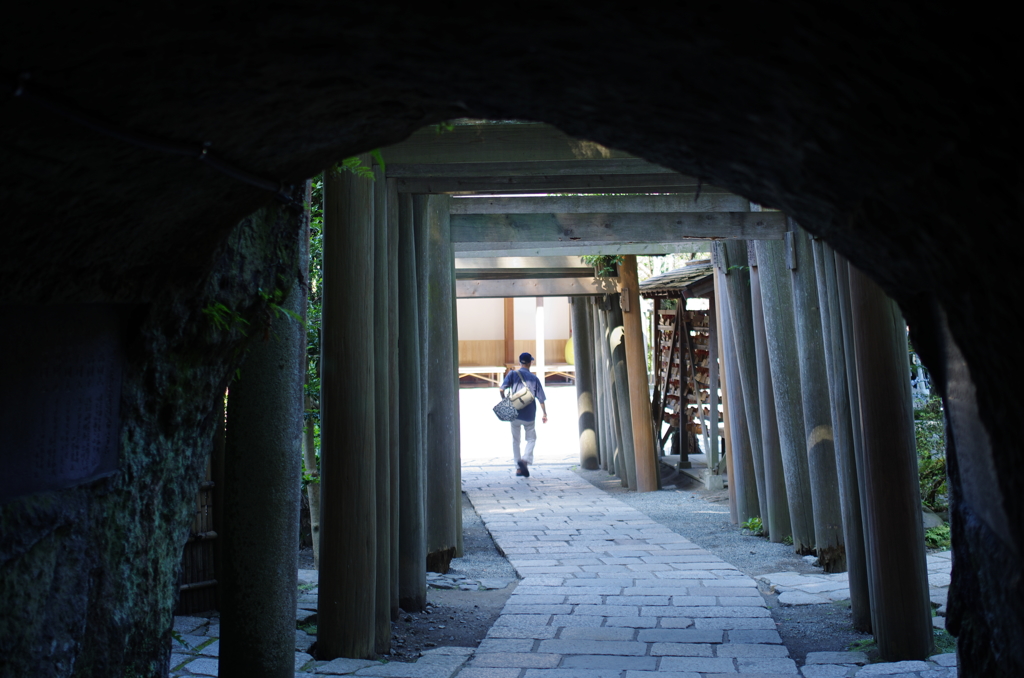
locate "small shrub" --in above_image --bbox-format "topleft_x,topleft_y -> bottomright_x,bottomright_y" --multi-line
925,524 -> 951,550
741,516 -> 765,536
933,627 -> 957,654
782,535 -> 793,546
848,638 -> 877,653
915,396 -> 948,512
580,254 -> 623,277
918,454 -> 948,512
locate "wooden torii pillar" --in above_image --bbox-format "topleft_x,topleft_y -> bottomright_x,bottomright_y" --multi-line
319,160 -> 378,659
504,298 -> 515,369
618,256 -> 658,492
847,262 -> 932,659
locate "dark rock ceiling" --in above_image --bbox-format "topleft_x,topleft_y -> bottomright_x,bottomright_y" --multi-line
2,5 -> 1011,308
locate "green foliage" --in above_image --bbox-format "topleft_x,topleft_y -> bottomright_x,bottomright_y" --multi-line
915,395 -> 943,421
847,638 -> 877,653
782,535 -> 793,546
371,148 -> 387,172
933,627 -> 957,654
580,254 -> 623,277
334,156 -> 375,179
170,630 -> 193,651
432,121 -> 456,134
741,516 -> 765,537
925,524 -> 951,550
201,302 -> 249,336
918,453 -> 947,513
915,396 -> 947,512
304,174 -> 325,471
297,622 -> 317,635
301,460 -> 320,492
258,286 -> 305,326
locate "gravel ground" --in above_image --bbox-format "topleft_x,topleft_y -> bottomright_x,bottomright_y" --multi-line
446,491 -> 518,583
384,492 -> 517,662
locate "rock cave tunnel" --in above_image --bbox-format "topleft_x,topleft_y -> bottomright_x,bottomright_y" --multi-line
0,6 -> 1020,677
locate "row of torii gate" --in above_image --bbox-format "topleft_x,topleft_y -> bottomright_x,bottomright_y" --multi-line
215,122 -> 936,676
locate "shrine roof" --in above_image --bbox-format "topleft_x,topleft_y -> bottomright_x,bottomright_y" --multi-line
639,260 -> 714,299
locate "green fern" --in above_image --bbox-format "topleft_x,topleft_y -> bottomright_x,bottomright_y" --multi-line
201,303 -> 249,335
580,254 -> 623,277
334,156 -> 375,179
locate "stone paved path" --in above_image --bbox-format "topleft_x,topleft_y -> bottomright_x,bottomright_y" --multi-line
169,463 -> 958,677
456,462 -> 958,678
757,552 -> 952,626
169,386 -> 958,676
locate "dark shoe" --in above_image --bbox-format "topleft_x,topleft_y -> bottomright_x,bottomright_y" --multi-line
517,460 -> 530,477
515,468 -> 525,476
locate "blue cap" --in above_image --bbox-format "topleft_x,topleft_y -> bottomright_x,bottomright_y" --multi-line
519,352 -> 534,364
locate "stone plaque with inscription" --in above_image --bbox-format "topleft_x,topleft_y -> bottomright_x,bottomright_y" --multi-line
0,304 -> 126,503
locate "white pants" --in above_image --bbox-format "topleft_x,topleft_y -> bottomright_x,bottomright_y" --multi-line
511,418 -> 537,465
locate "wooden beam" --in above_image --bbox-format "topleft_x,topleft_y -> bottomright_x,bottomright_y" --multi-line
848,262 -> 932,660
320,157 -> 377,660
455,241 -> 711,258
754,238 -> 816,554
372,165 -> 392,654
712,276 -> 734,512
450,192 -> 750,214
571,298 -> 599,470
396,174 -> 714,194
457,277 -> 619,298
619,256 -> 659,492
791,227 -> 845,572
396,192 -> 426,613
707,289 -> 724,499
417,194 -> 461,572
607,298 -> 637,490
389,158 -> 667,178
813,239 -> 870,630
451,212 -> 787,244
716,260 -> 758,515
535,297 -> 546,384
749,254 -> 792,543
503,298 -> 514,367
723,240 -> 769,523
380,122 -> 633,165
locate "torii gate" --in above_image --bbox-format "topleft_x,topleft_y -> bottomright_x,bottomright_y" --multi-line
303,121 -> 931,663
374,121 -> 783,490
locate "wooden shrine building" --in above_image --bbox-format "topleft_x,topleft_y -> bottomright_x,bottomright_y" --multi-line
639,260 -> 721,482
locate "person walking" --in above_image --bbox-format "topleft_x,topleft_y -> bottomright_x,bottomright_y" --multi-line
499,352 -> 548,477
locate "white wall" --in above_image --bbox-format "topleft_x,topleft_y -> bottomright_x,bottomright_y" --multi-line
456,298 -> 505,340
513,297 -> 570,340
456,296 -> 572,341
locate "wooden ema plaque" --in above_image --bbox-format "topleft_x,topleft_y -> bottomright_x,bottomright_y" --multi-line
0,305 -> 126,503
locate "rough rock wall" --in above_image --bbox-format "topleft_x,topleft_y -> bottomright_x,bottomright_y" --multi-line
0,196 -> 304,677
0,5 -> 1021,676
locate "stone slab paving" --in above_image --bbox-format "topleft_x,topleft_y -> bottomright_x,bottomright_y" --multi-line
168,385 -> 956,677
170,460 -> 957,677
458,463 -> 957,678
756,551 -> 952,618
